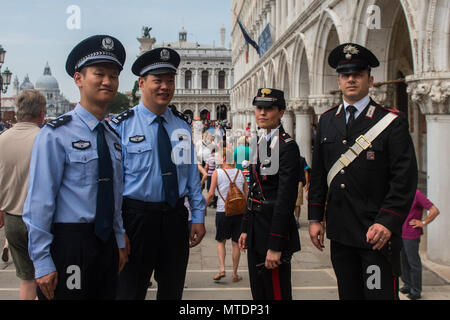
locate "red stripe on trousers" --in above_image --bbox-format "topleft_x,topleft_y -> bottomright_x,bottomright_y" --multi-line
271,267 -> 282,300
393,276 -> 398,300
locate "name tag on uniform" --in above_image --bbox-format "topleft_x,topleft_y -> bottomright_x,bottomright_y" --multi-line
72,140 -> 91,150
129,135 -> 145,143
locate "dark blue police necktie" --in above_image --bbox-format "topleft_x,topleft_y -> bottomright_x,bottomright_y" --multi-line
156,116 -> 179,207
346,105 -> 357,130
95,122 -> 114,242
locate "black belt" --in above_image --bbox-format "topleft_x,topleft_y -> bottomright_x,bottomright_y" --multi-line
51,222 -> 94,234
123,197 -> 185,213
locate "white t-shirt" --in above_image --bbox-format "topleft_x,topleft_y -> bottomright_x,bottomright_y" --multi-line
216,168 -> 246,213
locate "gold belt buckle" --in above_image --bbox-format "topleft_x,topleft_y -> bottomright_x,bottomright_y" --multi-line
339,154 -> 351,167
355,135 -> 371,150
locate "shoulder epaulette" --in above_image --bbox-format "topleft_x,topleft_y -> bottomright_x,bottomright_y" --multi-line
110,109 -> 134,125
169,105 -> 192,126
323,104 -> 340,115
280,131 -> 294,143
381,105 -> 400,113
105,121 -> 120,138
46,115 -> 72,129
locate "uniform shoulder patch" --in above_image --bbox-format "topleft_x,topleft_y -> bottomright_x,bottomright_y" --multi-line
46,115 -> 72,129
169,105 -> 192,126
280,131 -> 294,143
110,109 -> 134,125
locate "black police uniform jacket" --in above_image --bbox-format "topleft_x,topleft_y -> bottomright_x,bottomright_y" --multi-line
241,125 -> 301,256
308,98 -> 418,250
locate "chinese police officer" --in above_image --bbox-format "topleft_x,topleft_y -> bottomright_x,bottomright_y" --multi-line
238,88 -> 302,300
111,47 -> 206,300
308,43 -> 418,300
23,35 -> 128,300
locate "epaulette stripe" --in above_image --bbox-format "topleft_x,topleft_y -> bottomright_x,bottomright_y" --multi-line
112,109 -> 134,125
380,105 -> 401,114
46,115 -> 72,129
323,104 -> 340,114
169,105 -> 192,126
105,121 -> 120,138
280,132 -> 293,143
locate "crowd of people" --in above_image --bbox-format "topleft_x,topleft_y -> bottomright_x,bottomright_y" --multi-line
0,35 -> 439,301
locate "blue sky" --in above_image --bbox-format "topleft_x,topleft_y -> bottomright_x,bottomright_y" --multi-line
0,0 -> 232,101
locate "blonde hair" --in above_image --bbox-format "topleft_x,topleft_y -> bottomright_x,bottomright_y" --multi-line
15,89 -> 46,121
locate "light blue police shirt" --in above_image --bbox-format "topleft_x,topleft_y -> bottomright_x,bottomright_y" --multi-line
22,104 -> 125,279
110,102 -> 205,223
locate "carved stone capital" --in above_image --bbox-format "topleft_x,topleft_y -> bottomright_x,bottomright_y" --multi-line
309,95 -> 341,115
406,75 -> 450,114
369,86 -> 394,106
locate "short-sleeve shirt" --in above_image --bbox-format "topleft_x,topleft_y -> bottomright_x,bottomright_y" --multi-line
402,189 -> 433,239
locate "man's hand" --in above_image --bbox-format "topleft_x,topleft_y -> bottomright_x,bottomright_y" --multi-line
366,223 -> 392,250
124,233 -> 131,256
36,272 -> 58,300
309,221 -> 325,251
189,223 -> 206,248
265,249 -> 281,269
118,248 -> 128,274
238,233 -> 247,251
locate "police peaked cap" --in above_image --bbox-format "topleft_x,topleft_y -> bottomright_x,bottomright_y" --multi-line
328,43 -> 379,74
132,47 -> 180,76
65,35 -> 126,77
252,88 -> 286,110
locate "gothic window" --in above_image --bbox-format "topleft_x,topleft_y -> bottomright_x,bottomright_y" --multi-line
201,70 -> 209,89
185,70 -> 192,89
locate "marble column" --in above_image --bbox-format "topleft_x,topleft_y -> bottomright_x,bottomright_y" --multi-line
294,110 -> 312,166
194,103 -> 199,118
282,110 -> 294,137
211,104 -> 217,120
426,114 -> 450,264
407,75 -> 450,264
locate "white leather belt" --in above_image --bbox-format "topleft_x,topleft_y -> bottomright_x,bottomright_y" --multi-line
327,112 -> 398,187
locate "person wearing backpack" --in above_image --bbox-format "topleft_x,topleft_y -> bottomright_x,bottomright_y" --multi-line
206,147 -> 248,283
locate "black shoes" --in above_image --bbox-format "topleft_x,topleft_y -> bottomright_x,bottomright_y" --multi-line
399,286 -> 410,294
407,292 -> 421,300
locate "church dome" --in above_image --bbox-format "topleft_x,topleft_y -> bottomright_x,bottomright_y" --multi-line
35,62 -> 59,90
19,75 -> 34,91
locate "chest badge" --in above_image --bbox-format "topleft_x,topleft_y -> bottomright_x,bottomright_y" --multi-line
367,151 -> 375,160
72,140 -> 91,150
129,135 -> 146,143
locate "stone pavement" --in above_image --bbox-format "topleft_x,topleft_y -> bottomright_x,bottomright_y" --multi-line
1,200 -> 449,300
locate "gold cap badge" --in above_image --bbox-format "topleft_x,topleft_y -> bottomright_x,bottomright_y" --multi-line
261,88 -> 272,97
343,45 -> 359,60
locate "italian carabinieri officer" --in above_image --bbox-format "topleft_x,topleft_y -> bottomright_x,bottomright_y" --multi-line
308,43 -> 418,300
238,88 -> 302,300
23,35 -> 128,300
